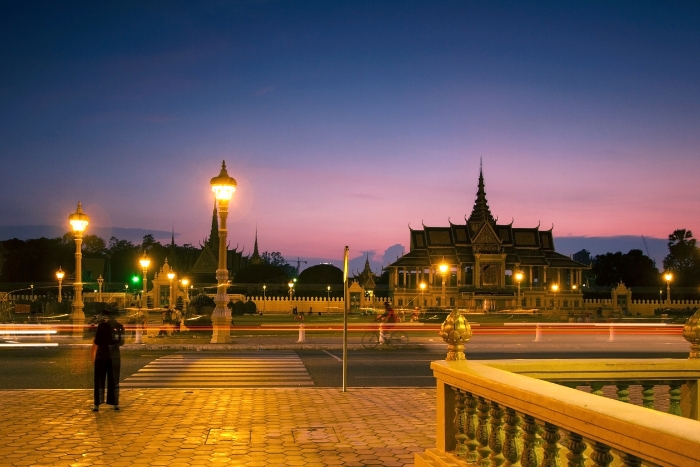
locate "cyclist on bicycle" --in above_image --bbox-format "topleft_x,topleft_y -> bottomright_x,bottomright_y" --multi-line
376,301 -> 397,344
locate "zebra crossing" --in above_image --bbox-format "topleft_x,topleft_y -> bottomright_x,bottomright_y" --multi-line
121,351 -> 314,388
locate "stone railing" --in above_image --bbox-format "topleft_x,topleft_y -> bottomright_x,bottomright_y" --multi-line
416,309 -> 700,466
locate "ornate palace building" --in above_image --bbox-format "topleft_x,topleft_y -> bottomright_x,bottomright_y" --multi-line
387,168 -> 589,312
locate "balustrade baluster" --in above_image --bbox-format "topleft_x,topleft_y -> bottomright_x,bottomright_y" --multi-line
668,382 -> 683,416
489,401 -> 505,467
564,432 -> 587,467
590,442 -> 614,467
476,397 -> 492,466
540,422 -> 560,467
503,407 -> 521,467
454,389 -> 468,458
619,453 -> 643,467
465,392 -> 480,463
519,414 -> 540,467
590,382 -> 604,397
616,383 -> 630,403
641,384 -> 655,409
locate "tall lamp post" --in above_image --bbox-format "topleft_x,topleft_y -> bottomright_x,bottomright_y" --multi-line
664,272 -> 673,305
327,285 -> 331,313
97,275 -> 104,303
210,160 -> 237,343
515,272 -> 523,310
288,281 -> 295,313
181,279 -> 190,305
419,282 -> 426,307
439,262 -> 448,308
551,283 -> 559,312
139,256 -> 150,309
56,268 -> 64,304
167,272 -> 175,308
262,285 -> 267,314
69,202 -> 89,338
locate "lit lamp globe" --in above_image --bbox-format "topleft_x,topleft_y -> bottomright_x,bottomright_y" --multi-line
139,257 -> 151,270
439,263 -> 448,275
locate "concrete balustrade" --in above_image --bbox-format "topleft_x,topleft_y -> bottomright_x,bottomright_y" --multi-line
417,359 -> 700,467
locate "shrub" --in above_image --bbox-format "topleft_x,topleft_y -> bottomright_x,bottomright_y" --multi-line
190,294 -> 215,314
244,300 -> 257,314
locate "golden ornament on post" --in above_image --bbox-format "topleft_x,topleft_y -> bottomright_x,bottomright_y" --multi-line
439,309 -> 472,361
682,308 -> 700,359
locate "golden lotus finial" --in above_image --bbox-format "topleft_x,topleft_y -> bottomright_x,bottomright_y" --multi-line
683,308 -> 700,359
439,309 -> 472,361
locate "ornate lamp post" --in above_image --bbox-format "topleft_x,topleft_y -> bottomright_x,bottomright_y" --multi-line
288,281 -> 294,313
327,285 -> 331,313
210,160 -> 237,343
419,282 -> 426,306
68,202 -> 89,338
181,279 -> 190,304
56,268 -> 64,303
97,275 -> 104,303
139,256 -> 150,308
167,272 -> 175,308
439,261 -> 448,308
515,271 -> 523,310
664,272 -> 673,305
551,283 -> 559,312
263,285 -> 267,314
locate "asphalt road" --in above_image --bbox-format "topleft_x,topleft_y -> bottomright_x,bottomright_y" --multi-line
0,347 -> 688,390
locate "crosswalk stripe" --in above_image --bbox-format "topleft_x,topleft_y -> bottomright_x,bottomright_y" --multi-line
122,351 -> 314,388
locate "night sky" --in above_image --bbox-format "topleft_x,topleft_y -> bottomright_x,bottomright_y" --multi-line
1,1 -> 698,269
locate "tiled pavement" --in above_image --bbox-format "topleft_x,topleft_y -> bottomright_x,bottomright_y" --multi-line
0,387 -> 436,467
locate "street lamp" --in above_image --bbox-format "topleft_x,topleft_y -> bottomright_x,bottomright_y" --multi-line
68,202 -> 89,338
664,272 -> 673,305
210,160 -> 237,343
181,279 -> 190,304
30,284 -> 34,301
327,285 -> 331,313
139,256 -> 150,308
56,268 -> 64,303
551,283 -> 559,312
263,284 -> 267,314
515,271 -> 523,310
97,275 -> 104,303
167,272 -> 175,308
419,282 -> 426,307
439,261 -> 448,308
288,281 -> 295,313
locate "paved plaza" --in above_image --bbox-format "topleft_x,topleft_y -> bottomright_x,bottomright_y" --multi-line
0,387 -> 435,467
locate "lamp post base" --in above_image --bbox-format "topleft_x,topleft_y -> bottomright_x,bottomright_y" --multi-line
210,308 -> 232,344
70,310 -> 85,339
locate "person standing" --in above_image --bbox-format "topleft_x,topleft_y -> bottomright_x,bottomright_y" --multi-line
107,311 -> 125,410
92,317 -> 116,412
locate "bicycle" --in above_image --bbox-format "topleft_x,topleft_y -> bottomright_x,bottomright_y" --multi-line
361,329 -> 409,349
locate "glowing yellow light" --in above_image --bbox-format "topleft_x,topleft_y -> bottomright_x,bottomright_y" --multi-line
181,278 -> 189,287
515,272 -> 523,282
140,257 -> 151,269
288,282 -> 294,289
439,263 -> 448,274
210,160 -> 237,200
167,272 -> 175,280
664,272 -> 673,283
420,282 -> 426,290
56,268 -> 64,280
551,284 -> 559,292
68,202 -> 90,232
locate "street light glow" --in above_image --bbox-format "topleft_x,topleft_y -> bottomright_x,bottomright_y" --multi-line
139,257 -> 151,269
515,272 -> 523,283
56,268 -> 64,280
664,272 -> 673,283
68,202 -> 89,232
439,263 -> 448,274
210,161 -> 237,200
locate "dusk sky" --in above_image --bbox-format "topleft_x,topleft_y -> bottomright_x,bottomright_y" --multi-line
1,1 -> 699,270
